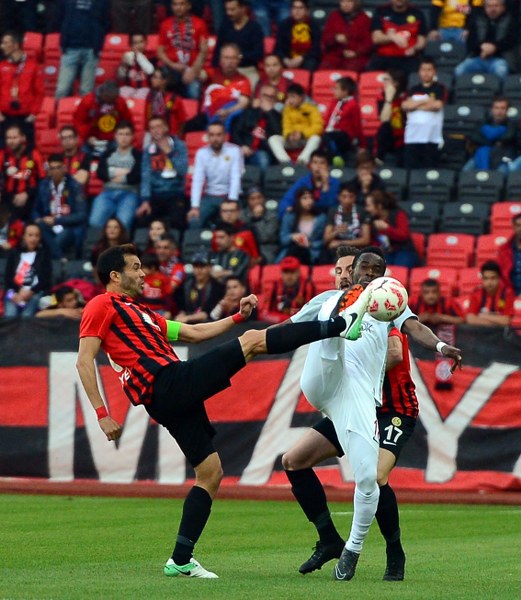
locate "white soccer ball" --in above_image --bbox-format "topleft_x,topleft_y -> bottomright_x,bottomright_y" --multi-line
366,276 -> 408,322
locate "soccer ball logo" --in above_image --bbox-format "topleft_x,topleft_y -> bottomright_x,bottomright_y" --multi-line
366,277 -> 408,322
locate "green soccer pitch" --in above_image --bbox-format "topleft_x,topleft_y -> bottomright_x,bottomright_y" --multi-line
2,494 -> 519,599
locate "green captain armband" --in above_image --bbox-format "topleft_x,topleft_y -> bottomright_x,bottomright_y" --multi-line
166,320 -> 182,342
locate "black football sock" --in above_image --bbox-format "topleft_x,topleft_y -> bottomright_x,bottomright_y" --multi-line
375,483 -> 403,550
172,486 -> 212,565
265,318 -> 345,354
286,468 -> 342,545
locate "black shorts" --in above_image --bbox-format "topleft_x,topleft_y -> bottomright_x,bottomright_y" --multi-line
312,411 -> 417,460
377,410 -> 416,460
145,339 -> 246,468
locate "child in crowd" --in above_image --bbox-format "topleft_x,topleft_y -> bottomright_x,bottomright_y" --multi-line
118,32 -> 155,99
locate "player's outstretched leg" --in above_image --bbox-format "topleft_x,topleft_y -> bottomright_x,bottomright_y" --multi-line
376,483 -> 406,581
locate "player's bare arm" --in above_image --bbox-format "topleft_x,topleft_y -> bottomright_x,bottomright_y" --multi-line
177,294 -> 258,343
402,317 -> 462,372
76,336 -> 122,442
386,334 -> 403,371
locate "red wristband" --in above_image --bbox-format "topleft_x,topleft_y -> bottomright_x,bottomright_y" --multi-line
95,406 -> 108,420
232,312 -> 246,324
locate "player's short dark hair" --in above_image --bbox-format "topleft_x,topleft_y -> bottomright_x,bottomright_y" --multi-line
97,244 -> 139,286
337,246 -> 361,259
422,278 -> 440,288
352,246 -> 386,271
48,153 -> 65,164
287,83 -> 305,96
480,260 -> 501,276
336,76 -> 357,95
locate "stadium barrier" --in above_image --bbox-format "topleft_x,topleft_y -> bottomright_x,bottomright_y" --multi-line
1,319 -> 520,493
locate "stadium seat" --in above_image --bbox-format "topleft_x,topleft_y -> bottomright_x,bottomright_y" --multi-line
426,233 -> 475,269
503,75 -> 521,103
475,233 -> 508,265
457,267 -> 482,296
454,74 -> 501,107
248,264 -> 262,294
358,71 -> 386,98
44,33 -> 61,58
376,167 -> 408,200
329,167 -> 356,182
439,201 -> 490,235
408,168 -> 455,203
401,200 -> 441,234
505,171 -> 521,201
259,243 -> 279,265
95,58 -> 119,85
311,70 -> 359,107
443,104 -> 485,139
410,232 -> 426,262
204,36 -> 217,68
181,98 -> 199,120
181,228 -> 213,261
145,34 -> 159,57
125,98 -> 146,133
23,32 -> 43,61
35,129 -> 61,158
360,99 -> 380,139
102,33 -> 130,58
133,227 -> 150,250
36,96 -> 56,130
424,40 -> 466,73
457,170 -> 504,204
56,97 -> 82,131
264,164 -> 307,199
263,36 -> 275,55
241,165 -> 261,195
282,69 -> 311,94
409,266 -> 458,297
384,265 -> 409,287
490,201 -> 521,235
87,160 -> 104,197
311,264 -> 336,293
185,131 -> 209,164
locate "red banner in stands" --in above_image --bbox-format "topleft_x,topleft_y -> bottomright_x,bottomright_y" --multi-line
1,319 -> 520,492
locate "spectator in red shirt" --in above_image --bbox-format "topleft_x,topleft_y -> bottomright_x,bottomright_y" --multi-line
73,80 -> 134,156
138,252 -> 174,317
185,43 -> 251,134
157,0 -> 208,99
145,67 -> 187,137
216,199 -> 262,266
0,31 -> 43,147
0,124 -> 46,220
253,54 -> 293,111
0,203 -> 24,256
154,234 -> 185,294
263,255 -> 315,323
465,260 -> 515,327
365,189 -> 419,268
375,69 -> 408,167
58,125 -> 92,189
117,32 -> 155,100
322,76 -> 366,167
320,0 -> 373,72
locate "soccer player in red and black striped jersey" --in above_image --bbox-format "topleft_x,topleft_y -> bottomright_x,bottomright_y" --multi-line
77,243 -> 356,579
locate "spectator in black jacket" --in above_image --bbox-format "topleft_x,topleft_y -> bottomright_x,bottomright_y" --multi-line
231,84 -> 282,174
54,0 -> 110,99
275,0 -> 321,71
212,0 -> 264,87
32,153 -> 87,259
3,222 -> 52,318
88,121 -> 142,233
454,0 -> 518,83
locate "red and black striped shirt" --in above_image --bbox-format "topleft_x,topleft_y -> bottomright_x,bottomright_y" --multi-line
380,328 -> 418,418
80,292 -> 179,406
0,146 -> 45,196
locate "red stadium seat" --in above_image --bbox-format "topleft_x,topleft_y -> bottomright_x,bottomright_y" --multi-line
282,69 -> 311,94
457,267 -> 481,297
311,264 -> 336,294
384,266 -> 409,288
185,131 -> 208,164
87,160 -> 104,196
358,71 -> 386,99
145,34 -> 159,57
56,97 -> 82,131
205,36 -> 217,68
44,33 -> 61,58
36,96 -> 56,129
490,202 -> 521,236
311,70 -> 359,107
35,129 -> 61,158
411,232 -> 426,262
264,37 -> 275,55
23,32 -> 43,62
95,58 -> 119,85
181,98 -> 199,120
426,233 -> 475,269
43,63 -> 60,96
360,99 -> 380,138
409,266 -> 458,297
475,233 -> 508,266
248,265 -> 262,294
102,33 -> 130,58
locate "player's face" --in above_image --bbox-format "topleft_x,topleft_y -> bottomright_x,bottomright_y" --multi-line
481,270 -> 500,295
352,252 -> 386,287
335,255 -> 355,290
340,0 -> 356,14
119,255 -> 145,297
421,284 -> 439,306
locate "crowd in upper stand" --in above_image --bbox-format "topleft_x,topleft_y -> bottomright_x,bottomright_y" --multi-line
0,0 -> 520,328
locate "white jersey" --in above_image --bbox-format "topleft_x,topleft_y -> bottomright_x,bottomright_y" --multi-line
292,289 -> 417,448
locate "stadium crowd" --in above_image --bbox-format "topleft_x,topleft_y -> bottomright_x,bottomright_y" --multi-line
0,0 -> 520,326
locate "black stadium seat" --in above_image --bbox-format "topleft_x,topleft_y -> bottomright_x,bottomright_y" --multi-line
401,199 -> 441,234
408,168 -> 456,203
457,170 -> 504,204
440,201 -> 490,235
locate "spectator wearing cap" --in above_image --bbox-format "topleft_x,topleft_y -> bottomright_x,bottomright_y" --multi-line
217,200 -> 262,267
277,186 -> 327,265
230,83 -> 282,175
54,0 -> 110,99
242,187 -> 280,263
262,255 -> 316,323
73,80 -> 134,156
498,213 -> 521,295
174,250 -> 225,323
464,260 -> 515,327
278,150 -> 340,219
188,121 -> 243,228
0,31 -> 43,147
32,153 -> 87,260
210,221 -> 250,284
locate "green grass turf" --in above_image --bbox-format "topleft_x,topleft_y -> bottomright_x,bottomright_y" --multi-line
1,494 -> 519,600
